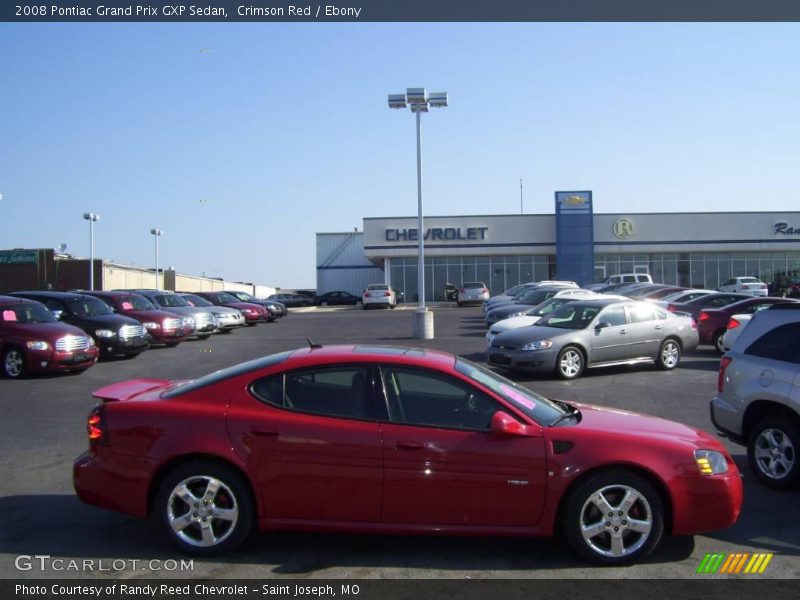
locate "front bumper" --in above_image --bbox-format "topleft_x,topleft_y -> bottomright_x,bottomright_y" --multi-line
98,335 -> 150,357
487,346 -> 559,372
27,347 -> 100,373
670,467 -> 743,535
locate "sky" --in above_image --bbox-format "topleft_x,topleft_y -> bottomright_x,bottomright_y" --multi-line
2,23 -> 799,288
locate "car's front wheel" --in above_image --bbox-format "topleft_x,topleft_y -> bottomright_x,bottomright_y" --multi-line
555,346 -> 585,379
155,461 -> 253,556
2,347 -> 27,379
564,470 -> 664,565
747,417 -> 800,489
656,338 -> 681,370
712,330 -> 727,354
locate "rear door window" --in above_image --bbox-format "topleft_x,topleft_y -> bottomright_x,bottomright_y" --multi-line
745,323 -> 800,365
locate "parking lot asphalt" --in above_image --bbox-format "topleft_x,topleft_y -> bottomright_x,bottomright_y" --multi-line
1,306 -> 798,580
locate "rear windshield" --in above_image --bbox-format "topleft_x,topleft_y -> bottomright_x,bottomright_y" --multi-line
368,285 -> 389,291
155,294 -> 188,308
463,282 -> 486,289
739,277 -> 760,284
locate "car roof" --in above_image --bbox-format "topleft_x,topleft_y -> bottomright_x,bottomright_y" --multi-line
0,295 -> 31,305
285,344 -> 455,366
10,290 -> 86,301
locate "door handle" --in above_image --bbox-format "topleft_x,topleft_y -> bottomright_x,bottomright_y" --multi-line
396,440 -> 424,450
619,329 -> 628,335
253,428 -> 279,437
654,324 -> 664,330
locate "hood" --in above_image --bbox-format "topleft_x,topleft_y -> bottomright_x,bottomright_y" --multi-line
122,308 -> 187,322
570,402 -> 723,448
491,315 -> 541,333
206,305 -> 242,316
1,320 -> 91,341
67,313 -> 142,329
489,303 -> 535,319
225,302 -> 264,312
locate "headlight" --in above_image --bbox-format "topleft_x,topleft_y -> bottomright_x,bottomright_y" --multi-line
695,450 -> 729,475
143,321 -> 159,330
95,329 -> 115,338
510,311 -> 526,318
520,339 -> 553,351
26,340 -> 50,350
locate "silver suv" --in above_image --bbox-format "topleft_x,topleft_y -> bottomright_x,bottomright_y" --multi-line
710,304 -> 800,488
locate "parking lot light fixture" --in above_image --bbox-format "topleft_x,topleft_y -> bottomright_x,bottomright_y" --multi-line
388,87 -> 448,339
82,212 -> 100,290
150,228 -> 163,290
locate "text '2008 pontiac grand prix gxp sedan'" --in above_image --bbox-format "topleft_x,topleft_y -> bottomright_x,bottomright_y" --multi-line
73,345 -> 742,565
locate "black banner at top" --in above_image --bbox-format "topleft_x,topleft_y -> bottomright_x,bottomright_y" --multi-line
4,0 -> 800,22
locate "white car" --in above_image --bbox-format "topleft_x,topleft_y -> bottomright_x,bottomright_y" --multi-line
362,284 -> 396,309
718,277 -> 768,297
457,282 -> 490,307
720,313 -> 753,352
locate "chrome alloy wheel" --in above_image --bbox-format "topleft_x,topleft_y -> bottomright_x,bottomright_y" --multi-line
660,340 -> 680,368
3,348 -> 25,378
753,428 -> 796,481
559,349 -> 583,378
579,484 -> 653,559
166,475 -> 239,548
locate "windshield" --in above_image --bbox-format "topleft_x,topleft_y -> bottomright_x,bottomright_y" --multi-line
67,296 -> 114,316
155,294 -> 188,308
181,294 -> 213,307
531,297 -> 575,317
116,295 -> 156,311
230,291 -> 253,301
0,302 -> 57,324
454,358 -> 566,425
517,289 -> 555,306
536,303 -> 602,330
210,292 -> 241,304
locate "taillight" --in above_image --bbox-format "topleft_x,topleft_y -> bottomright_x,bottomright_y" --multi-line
761,284 -> 767,289
717,356 -> 732,393
482,288 -> 489,294
667,304 -> 677,313
384,291 -> 391,297
87,405 -> 109,445
699,311 -> 710,322
727,317 -> 741,330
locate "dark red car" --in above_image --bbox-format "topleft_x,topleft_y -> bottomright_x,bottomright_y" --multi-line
74,345 -> 742,565
83,291 -> 191,346
697,296 -> 799,353
189,291 -> 270,326
0,295 -> 99,378
666,292 -> 750,322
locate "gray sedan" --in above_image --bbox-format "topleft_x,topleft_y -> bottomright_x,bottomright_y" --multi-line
487,298 -> 699,379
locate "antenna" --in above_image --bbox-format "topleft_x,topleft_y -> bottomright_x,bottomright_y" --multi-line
306,337 -> 322,349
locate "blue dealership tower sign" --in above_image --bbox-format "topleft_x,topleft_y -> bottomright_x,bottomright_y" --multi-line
555,191 -> 594,286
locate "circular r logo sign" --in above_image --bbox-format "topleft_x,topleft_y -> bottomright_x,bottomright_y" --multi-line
613,218 -> 635,239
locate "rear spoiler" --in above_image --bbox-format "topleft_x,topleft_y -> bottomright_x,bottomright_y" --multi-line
93,379 -> 172,402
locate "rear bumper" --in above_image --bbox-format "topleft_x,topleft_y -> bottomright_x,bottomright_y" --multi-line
73,450 -> 152,519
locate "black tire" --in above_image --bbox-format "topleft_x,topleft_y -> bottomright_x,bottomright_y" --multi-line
2,346 -> 27,379
197,334 -> 212,341
563,469 -> 664,565
712,330 -> 726,355
220,329 -> 233,334
155,461 -> 254,556
656,338 -> 681,370
555,346 -> 585,380
245,322 -> 257,327
362,304 -> 368,310
390,304 -> 396,310
166,342 -> 181,347
457,301 -> 463,307
747,417 -> 800,489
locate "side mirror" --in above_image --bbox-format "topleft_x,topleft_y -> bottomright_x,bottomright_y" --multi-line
490,411 -> 525,436
595,321 -> 611,330
51,309 -> 64,320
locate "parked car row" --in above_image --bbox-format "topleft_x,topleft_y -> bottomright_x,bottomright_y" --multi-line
0,289 -> 288,379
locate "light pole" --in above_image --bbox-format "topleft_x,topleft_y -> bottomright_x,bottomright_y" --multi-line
150,228 -> 163,290
388,87 -> 448,339
82,213 -> 100,290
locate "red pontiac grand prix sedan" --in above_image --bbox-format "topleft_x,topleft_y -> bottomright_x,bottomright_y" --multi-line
73,345 -> 742,565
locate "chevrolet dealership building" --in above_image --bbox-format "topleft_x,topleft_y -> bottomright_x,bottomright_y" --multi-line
317,193 -> 800,302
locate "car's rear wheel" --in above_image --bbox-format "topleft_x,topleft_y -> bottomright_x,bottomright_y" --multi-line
2,347 -> 27,379
747,417 -> 800,489
712,330 -> 727,354
656,338 -> 681,370
155,461 -> 253,556
555,346 -> 585,380
564,470 -> 664,565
